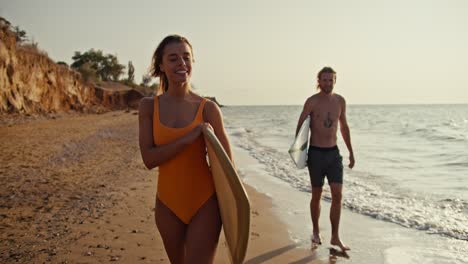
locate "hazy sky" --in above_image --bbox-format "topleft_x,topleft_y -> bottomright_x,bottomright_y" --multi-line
1,0 -> 467,105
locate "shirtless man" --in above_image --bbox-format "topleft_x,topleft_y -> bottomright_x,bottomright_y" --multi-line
295,67 -> 355,251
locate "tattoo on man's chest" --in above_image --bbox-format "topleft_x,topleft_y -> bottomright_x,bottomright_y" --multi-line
323,112 -> 333,128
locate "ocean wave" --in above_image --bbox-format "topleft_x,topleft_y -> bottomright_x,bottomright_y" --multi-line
343,178 -> 468,241
397,114 -> 468,142
443,161 -> 468,167
399,127 -> 466,142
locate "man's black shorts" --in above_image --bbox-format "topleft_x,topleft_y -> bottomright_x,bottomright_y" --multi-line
307,145 -> 343,187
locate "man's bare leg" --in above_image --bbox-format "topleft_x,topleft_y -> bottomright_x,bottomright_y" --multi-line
329,183 -> 350,251
311,187 -> 323,244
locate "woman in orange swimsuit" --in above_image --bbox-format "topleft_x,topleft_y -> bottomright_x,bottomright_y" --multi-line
138,35 -> 234,264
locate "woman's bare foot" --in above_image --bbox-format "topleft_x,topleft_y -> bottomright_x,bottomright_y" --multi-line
330,237 -> 350,251
311,233 -> 322,245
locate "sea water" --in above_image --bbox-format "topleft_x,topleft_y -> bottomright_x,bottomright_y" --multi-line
223,104 -> 468,262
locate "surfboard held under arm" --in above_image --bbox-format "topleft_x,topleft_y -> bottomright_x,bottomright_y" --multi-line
288,116 -> 310,169
202,127 -> 250,264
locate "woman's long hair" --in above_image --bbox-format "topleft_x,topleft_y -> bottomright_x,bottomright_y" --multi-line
149,35 -> 193,95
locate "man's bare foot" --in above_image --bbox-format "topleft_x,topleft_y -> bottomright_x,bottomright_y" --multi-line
311,233 -> 322,245
330,237 -> 350,251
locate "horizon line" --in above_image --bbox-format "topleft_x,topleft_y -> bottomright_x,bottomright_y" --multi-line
222,102 -> 468,107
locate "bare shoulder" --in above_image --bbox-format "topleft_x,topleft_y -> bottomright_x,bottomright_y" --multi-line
309,94 -> 320,101
204,99 -> 220,112
203,98 -> 222,121
334,93 -> 346,105
305,94 -> 319,109
138,97 -> 154,117
188,92 -> 219,112
188,91 -> 206,103
303,95 -> 313,105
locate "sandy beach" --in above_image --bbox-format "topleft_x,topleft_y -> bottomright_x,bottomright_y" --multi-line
4,110 -> 465,263
0,110 -> 324,264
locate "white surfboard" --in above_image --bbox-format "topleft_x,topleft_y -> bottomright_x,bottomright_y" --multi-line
203,127 -> 250,264
288,116 -> 310,169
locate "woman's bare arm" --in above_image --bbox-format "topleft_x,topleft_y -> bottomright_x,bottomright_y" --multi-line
203,101 -> 234,162
138,97 -> 206,169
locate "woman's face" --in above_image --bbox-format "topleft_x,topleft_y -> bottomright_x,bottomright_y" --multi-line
160,42 -> 193,85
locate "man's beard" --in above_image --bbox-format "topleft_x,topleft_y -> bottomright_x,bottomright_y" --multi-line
321,87 -> 333,94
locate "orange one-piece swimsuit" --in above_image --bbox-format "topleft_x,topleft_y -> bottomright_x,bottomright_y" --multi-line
153,96 -> 215,224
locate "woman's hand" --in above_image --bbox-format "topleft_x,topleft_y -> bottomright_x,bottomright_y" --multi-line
202,122 -> 213,131
186,122 -> 212,143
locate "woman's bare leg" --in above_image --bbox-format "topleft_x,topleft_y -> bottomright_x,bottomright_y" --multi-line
184,195 -> 222,264
155,198 -> 186,264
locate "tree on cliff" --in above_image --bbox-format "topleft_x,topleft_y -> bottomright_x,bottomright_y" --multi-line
140,74 -> 152,87
1,17 -> 28,44
127,61 -> 135,83
71,49 -> 125,82
12,26 -> 27,43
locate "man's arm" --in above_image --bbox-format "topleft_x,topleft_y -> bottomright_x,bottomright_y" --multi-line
295,98 -> 312,137
339,97 -> 355,169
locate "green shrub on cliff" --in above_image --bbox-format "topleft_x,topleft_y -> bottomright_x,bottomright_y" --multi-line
71,49 -> 125,82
